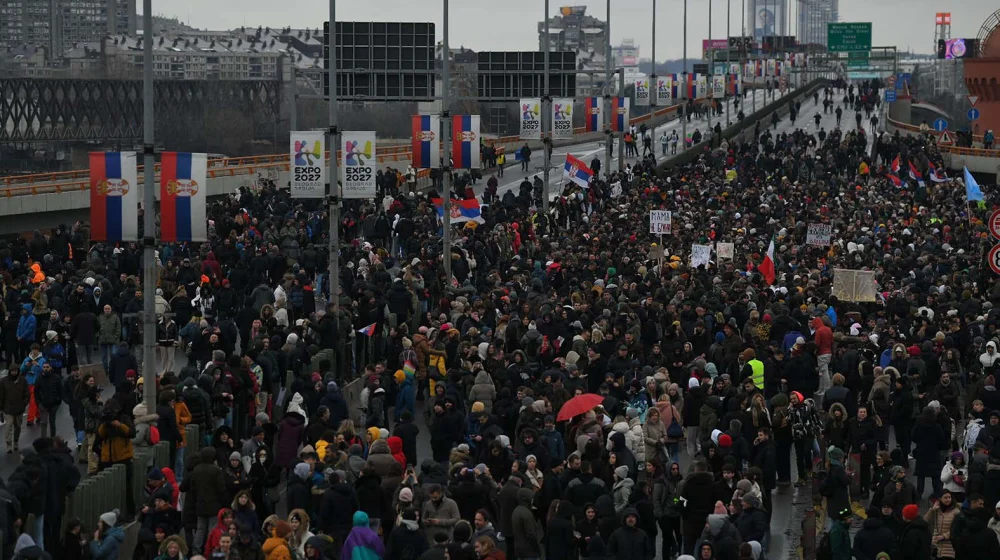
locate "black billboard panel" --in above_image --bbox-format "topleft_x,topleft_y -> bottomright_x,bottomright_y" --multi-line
323,21 -> 436,100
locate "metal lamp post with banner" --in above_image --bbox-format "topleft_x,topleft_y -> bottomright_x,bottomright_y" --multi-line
290,131 -> 326,198
342,131 -> 377,199
552,99 -> 574,140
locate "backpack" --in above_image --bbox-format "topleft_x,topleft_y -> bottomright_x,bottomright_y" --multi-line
964,419 -> 984,454
816,531 -> 833,560
148,425 -> 161,445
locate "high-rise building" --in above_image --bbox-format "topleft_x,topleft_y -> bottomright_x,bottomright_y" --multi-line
538,5 -> 607,55
0,0 -> 135,55
745,0 -> 788,41
796,0 -> 839,46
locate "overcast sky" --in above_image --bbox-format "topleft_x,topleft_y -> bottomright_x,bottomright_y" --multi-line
150,1 -> 995,59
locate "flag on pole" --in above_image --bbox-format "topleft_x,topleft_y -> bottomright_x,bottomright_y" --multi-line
758,235 -> 776,285
89,152 -> 139,242
432,198 -> 485,224
890,155 -> 900,174
451,115 -> 481,169
908,161 -> 925,186
610,97 -> 629,132
160,152 -> 208,242
965,166 -> 984,202
411,115 -> 440,169
669,74 -> 680,99
357,323 -> 377,337
564,154 -> 594,188
886,173 -> 904,188
928,161 -> 948,183
584,97 -> 603,131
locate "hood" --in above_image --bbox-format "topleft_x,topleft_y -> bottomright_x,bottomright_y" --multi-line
353,510 -> 370,527
367,427 -> 381,442
596,494 -> 616,518
475,370 -> 492,385
217,507 -> 233,524
811,317 -> 824,330
829,402 -> 848,419
707,514 -> 727,537
21,303 -> 32,313
387,436 -> 404,455
609,431 -> 627,451
770,393 -> 788,407
158,535 -> 189,557
620,507 -> 640,526
517,487 -> 534,506
369,439 -> 391,456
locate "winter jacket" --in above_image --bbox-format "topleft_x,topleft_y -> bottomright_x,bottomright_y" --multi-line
925,504 -> 960,559
511,488 -> 541,557
89,526 -> 125,560
179,447 -> 227,517
468,371 -> 497,413
606,508 -> 655,560
97,312 -> 121,345
899,517 -> 933,560
16,304 -> 36,342
0,372 -> 30,415
421,495 -> 460,542
853,516 -> 899,560
642,418 -> 667,461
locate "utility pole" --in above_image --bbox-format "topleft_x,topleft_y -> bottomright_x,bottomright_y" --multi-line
650,0 -> 657,149
289,68 -> 298,132
327,0 -> 341,314
708,0 -> 714,142
682,0 -> 688,151
604,0 -> 612,176
140,0 -> 156,411
542,0 -> 551,213
726,0 -> 731,126
441,0 -> 452,279
617,70 -> 625,170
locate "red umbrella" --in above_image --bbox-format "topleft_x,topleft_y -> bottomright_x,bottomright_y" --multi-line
556,393 -> 605,422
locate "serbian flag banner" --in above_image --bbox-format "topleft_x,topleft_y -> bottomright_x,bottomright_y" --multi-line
886,173 -> 904,188
928,161 -> 948,183
564,154 -> 594,188
451,115 -> 480,169
890,155 -> 900,174
160,152 -> 208,242
908,161 -> 925,186
669,74 -> 680,99
755,61 -> 765,78
432,198 -> 485,224
411,115 -> 440,169
357,323 -> 377,337
89,152 -> 139,241
584,97 -> 603,131
687,75 -> 700,99
729,74 -> 741,96
610,97 -> 629,132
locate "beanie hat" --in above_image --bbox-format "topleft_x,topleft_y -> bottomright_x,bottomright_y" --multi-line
714,501 -> 728,514
394,370 -> 406,383
902,504 -> 920,521
274,520 -> 293,539
828,447 -> 845,462
614,466 -> 630,479
147,467 -> 164,481
294,462 -> 311,480
471,402 -> 486,414
100,509 -> 120,528
398,488 -> 414,503
742,494 -> 761,509
718,434 -> 733,448
230,451 -> 242,462
255,412 -> 270,424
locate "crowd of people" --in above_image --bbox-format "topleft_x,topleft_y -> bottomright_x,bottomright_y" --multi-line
0,78 -> 998,560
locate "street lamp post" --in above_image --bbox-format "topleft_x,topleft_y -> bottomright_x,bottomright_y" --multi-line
442,0 -> 452,280
542,0 -> 551,213
682,0 -> 688,151
327,0 -> 341,316
140,0 -> 156,411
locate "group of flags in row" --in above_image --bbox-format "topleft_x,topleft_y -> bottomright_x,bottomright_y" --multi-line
89,151 -> 207,243
411,114 -> 482,170
886,155 -> 949,189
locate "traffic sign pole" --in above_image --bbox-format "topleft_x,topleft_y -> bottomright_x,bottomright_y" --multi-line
989,244 -> 1000,275
988,209 -> 1000,240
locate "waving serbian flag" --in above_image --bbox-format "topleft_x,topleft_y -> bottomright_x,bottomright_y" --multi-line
928,161 -> 948,183
886,173 -> 904,188
160,152 -> 208,242
758,235 -> 776,285
451,115 -> 480,169
890,155 -> 900,174
89,152 -> 139,241
584,97 -> 603,131
564,154 -> 594,188
908,161 -> 925,186
432,198 -> 485,224
411,115 -> 440,169
357,323 -> 377,337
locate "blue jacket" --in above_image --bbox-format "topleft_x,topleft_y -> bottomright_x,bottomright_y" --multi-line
395,373 -> 415,421
19,353 -> 45,386
43,342 -> 64,370
89,526 -> 124,560
543,427 -> 566,464
16,304 -> 35,342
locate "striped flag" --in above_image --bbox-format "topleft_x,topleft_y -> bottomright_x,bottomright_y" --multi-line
89,152 -> 139,241
584,97 -> 603,131
610,97 -> 629,132
411,115 -> 440,169
160,152 -> 208,242
357,323 -> 377,337
451,115 -> 480,169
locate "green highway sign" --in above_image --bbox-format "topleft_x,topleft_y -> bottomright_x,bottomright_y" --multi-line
847,52 -> 870,67
828,22 -> 873,52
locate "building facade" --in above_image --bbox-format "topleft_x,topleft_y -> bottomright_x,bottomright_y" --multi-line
796,0 -> 839,46
538,5 -> 607,55
746,0 -> 789,41
0,0 -> 135,55
103,34 -> 282,81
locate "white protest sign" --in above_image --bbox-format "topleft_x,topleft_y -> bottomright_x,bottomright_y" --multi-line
650,210 -> 672,234
806,223 -> 833,246
717,242 -> 735,260
691,244 -> 712,268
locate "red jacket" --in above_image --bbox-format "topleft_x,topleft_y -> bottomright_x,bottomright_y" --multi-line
812,318 -> 833,356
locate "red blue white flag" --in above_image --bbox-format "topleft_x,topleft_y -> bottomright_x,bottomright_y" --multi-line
89,152 -> 138,241
432,198 -> 485,224
411,115 -> 440,169
584,97 -> 603,132
160,152 -> 208,242
908,161 -> 925,186
610,97 -> 629,132
357,323 -> 377,337
451,115 -> 480,169
564,154 -> 594,188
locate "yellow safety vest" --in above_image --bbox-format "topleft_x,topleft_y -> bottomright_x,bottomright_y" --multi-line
748,359 -> 764,390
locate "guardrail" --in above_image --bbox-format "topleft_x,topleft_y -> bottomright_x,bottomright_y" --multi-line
886,115 -> 1000,157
